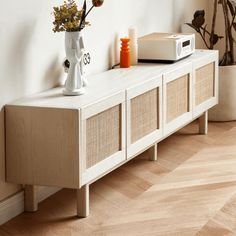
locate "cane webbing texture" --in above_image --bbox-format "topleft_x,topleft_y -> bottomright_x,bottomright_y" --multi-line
86,105 -> 121,169
131,88 -> 159,144
166,75 -> 189,123
195,63 -> 215,106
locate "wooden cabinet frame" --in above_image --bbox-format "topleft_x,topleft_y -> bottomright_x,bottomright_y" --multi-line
4,50 -> 219,219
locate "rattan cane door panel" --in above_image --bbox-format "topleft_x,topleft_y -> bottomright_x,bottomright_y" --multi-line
86,105 -> 121,169
195,62 -> 215,106
81,91 -> 126,186
192,53 -> 218,118
126,76 -> 163,159
163,63 -> 192,136
166,75 -> 189,123
131,88 -> 159,144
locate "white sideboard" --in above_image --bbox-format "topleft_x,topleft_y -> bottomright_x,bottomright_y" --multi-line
5,50 -> 219,218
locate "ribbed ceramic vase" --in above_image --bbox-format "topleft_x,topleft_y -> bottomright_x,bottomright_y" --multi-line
63,31 -> 86,96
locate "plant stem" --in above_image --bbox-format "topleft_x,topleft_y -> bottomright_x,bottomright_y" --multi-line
200,26 -> 211,36
81,6 -> 94,24
226,0 -> 234,63
210,0 -> 218,49
230,13 -> 236,29
199,31 -> 211,49
222,0 -> 229,65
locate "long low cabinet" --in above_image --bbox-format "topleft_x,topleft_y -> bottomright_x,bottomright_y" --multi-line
5,50 -> 219,217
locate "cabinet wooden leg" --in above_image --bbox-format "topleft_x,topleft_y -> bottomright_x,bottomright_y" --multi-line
77,185 -> 89,218
24,185 -> 38,212
199,111 -> 208,135
148,143 -> 158,161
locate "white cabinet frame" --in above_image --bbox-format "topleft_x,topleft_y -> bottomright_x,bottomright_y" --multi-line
193,53 -> 219,118
80,91 -> 126,186
163,63 -> 193,136
126,75 -> 163,159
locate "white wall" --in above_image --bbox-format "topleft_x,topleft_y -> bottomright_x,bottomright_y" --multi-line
0,0 -> 209,202
84,0 -> 175,73
173,0 -> 212,49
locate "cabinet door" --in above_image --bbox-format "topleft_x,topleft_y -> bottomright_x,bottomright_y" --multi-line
193,53 -> 219,118
163,63 -> 193,136
127,76 -> 163,159
80,91 -> 126,186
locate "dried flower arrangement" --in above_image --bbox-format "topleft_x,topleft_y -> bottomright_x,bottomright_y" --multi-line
52,0 -> 104,33
187,0 -> 236,66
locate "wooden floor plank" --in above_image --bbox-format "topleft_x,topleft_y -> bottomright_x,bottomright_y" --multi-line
1,121 -> 236,235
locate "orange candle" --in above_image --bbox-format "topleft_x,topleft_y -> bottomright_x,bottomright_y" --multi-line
120,38 -> 131,68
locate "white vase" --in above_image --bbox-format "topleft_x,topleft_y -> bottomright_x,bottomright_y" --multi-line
63,31 -> 86,96
209,65 -> 236,121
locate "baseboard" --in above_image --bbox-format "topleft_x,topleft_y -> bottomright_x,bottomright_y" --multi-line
0,191 -> 24,226
0,186 -> 61,226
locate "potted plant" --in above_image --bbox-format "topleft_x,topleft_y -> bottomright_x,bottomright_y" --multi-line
187,0 -> 236,121
52,0 -> 104,96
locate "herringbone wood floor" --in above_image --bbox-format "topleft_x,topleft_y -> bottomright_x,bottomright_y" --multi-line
1,121 -> 236,236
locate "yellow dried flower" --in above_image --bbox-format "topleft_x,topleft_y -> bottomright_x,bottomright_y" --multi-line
52,0 -> 104,33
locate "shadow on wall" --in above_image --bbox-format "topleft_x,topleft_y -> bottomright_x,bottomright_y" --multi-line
108,33 -> 120,69
42,55 -> 64,90
6,21 -> 37,96
6,20 -> 63,96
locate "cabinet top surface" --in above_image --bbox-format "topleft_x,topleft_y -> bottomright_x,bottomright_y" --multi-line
8,50 -> 218,109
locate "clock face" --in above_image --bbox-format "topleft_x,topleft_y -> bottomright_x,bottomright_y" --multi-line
83,52 -> 91,66
63,50 -> 91,74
